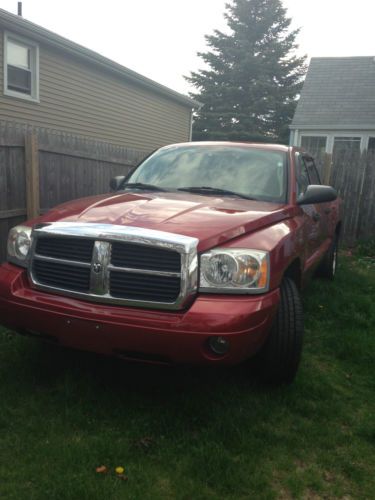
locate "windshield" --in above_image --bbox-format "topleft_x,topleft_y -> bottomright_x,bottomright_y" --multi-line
126,145 -> 287,203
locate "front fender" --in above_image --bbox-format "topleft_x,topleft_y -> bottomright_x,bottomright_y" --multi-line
219,217 -> 305,290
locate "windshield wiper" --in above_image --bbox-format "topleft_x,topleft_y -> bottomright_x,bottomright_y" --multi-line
177,186 -> 257,200
121,182 -> 167,192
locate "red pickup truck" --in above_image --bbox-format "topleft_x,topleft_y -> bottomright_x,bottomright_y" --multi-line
0,142 -> 340,384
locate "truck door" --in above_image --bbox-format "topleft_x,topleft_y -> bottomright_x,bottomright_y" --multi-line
295,153 -> 323,265
302,155 -> 331,246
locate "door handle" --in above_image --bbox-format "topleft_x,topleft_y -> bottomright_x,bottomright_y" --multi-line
312,212 -> 321,222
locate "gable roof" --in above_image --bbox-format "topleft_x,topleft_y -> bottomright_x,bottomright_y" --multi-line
291,57 -> 375,130
0,8 -> 199,109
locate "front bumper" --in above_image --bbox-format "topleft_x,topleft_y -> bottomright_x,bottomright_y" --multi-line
0,263 -> 280,366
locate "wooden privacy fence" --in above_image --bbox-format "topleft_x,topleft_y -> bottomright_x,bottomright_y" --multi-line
313,149 -> 375,245
0,122 -> 150,262
1,121 -> 375,262
329,149 -> 375,245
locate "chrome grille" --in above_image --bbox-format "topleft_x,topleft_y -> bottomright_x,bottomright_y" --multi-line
36,237 -> 94,262
33,259 -> 91,292
111,241 -> 181,272
29,223 -> 198,310
110,271 -> 181,302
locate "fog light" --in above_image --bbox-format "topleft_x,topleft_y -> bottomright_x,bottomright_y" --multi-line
208,336 -> 230,355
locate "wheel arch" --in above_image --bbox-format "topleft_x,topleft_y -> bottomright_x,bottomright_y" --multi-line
283,258 -> 303,290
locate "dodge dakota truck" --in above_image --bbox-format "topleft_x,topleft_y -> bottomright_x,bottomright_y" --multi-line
0,142 -> 340,384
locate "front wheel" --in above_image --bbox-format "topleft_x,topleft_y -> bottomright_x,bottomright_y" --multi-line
256,278 -> 304,385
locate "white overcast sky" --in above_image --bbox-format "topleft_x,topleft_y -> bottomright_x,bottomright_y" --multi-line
1,0 -> 374,95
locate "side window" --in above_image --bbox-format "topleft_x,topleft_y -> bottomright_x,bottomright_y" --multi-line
300,136 -> 327,158
295,155 -> 310,197
303,157 -> 321,185
4,32 -> 39,102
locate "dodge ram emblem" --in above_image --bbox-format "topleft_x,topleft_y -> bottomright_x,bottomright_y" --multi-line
93,263 -> 102,274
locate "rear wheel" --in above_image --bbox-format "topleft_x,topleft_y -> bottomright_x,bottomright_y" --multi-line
256,278 -> 304,385
318,236 -> 338,280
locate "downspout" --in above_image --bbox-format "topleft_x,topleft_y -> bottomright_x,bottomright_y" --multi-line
289,129 -> 294,146
189,109 -> 193,141
189,102 -> 203,142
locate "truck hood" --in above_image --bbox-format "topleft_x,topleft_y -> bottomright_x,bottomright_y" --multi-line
41,191 -> 293,252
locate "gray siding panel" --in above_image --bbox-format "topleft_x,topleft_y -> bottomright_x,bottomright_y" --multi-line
0,29 -> 192,150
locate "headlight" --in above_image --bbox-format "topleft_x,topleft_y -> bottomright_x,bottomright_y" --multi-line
7,225 -> 32,267
200,248 -> 269,293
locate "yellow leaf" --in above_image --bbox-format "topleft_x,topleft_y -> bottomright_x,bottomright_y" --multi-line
115,466 -> 125,474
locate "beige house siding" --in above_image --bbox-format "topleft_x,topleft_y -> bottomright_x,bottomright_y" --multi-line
0,28 -> 192,151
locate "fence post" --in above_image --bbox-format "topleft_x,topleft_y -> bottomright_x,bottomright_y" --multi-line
25,130 -> 40,219
322,153 -> 333,185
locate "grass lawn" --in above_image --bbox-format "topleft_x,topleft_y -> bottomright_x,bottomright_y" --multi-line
0,252 -> 374,499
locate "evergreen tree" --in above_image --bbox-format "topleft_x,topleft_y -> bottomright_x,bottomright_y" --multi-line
187,0 -> 306,143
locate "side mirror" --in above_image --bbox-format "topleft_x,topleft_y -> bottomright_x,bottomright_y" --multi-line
110,176 -> 126,191
297,185 -> 337,205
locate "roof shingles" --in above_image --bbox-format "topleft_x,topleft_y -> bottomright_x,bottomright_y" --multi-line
291,57 -> 375,129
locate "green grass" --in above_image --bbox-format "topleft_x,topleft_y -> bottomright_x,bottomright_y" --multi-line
1,254 -> 375,499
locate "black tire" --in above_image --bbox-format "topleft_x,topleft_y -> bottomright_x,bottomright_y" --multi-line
257,278 -> 304,385
318,236 -> 338,280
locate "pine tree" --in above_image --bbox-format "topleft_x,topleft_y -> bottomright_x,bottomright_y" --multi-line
187,0 -> 306,143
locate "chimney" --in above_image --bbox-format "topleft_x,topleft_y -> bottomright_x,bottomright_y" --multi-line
17,2 -> 22,16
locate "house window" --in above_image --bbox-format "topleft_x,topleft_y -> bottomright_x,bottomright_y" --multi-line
333,137 -> 361,156
4,33 -> 39,101
368,137 -> 375,152
300,136 -> 327,157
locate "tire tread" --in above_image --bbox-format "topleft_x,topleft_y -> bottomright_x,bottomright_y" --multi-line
259,278 -> 304,384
